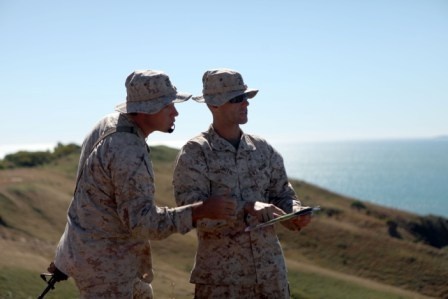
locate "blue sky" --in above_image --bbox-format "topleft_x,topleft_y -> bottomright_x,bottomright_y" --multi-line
1,0 -> 447,158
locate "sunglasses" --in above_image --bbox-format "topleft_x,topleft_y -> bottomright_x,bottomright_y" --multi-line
228,94 -> 248,104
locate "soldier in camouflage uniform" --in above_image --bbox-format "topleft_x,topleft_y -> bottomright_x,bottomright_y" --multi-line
173,69 -> 312,299
49,70 -> 237,298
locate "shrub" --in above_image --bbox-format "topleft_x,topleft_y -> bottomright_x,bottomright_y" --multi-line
351,200 -> 366,211
53,142 -> 81,158
0,142 -> 81,169
3,151 -> 53,167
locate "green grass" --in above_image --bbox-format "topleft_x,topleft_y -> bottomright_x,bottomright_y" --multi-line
43,153 -> 79,179
149,145 -> 179,163
0,267 -> 78,299
289,271 -> 411,299
0,267 -> 426,299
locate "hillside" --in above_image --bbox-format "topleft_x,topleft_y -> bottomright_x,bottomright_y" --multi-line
0,146 -> 447,299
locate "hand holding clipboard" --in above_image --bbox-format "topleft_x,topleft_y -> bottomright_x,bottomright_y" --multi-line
245,206 -> 320,232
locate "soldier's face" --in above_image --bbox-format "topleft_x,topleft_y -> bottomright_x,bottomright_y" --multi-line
155,103 -> 179,132
221,98 -> 249,125
136,103 -> 179,135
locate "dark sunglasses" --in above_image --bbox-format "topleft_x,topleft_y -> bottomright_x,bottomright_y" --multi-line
228,94 -> 248,104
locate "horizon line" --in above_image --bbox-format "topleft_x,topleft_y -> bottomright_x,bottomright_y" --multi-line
1,135 -> 447,159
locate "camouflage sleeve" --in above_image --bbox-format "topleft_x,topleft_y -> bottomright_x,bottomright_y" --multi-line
108,135 -> 193,238
173,141 -> 210,206
267,145 -> 302,213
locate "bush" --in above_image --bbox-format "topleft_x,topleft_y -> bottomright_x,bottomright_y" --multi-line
0,160 -> 11,169
0,142 -> 81,169
351,200 -> 366,211
3,150 -> 53,167
324,207 -> 342,217
53,142 -> 81,158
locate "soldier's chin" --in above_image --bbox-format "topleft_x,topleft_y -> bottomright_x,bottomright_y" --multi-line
167,124 -> 175,133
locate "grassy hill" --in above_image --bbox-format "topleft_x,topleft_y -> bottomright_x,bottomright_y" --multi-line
0,146 -> 447,299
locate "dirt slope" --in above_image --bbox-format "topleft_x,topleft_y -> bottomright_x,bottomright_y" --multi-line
0,148 -> 447,298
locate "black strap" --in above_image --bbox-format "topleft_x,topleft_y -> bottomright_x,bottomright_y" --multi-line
116,126 -> 138,135
73,125 -> 145,194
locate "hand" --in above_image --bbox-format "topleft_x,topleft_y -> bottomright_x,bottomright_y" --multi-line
245,201 -> 286,223
46,261 -> 68,281
281,213 -> 312,231
47,261 -> 56,274
192,190 -> 237,222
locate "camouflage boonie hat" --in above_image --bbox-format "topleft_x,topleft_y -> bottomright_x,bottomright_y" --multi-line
115,70 -> 192,115
193,69 -> 258,106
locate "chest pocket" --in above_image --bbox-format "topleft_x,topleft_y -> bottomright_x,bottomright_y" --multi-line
206,150 -> 237,195
245,152 -> 271,199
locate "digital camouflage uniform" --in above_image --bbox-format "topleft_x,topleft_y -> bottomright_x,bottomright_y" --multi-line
54,112 -> 193,298
173,125 -> 301,299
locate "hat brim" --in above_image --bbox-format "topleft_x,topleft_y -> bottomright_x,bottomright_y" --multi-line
193,88 -> 258,106
115,92 -> 191,115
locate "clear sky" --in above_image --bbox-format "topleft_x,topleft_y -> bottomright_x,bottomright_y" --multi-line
1,0 -> 447,158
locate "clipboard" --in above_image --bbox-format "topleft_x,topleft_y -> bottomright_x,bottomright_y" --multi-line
244,206 -> 320,232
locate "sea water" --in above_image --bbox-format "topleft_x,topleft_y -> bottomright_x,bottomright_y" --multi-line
275,138 -> 448,218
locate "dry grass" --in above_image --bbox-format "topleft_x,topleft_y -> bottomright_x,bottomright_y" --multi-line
1,147 -> 447,298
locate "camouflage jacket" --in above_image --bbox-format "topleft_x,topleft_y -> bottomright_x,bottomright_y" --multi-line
173,125 -> 301,285
54,112 -> 193,286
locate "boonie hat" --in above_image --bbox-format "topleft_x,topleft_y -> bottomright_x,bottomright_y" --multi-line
115,70 -> 191,115
193,69 -> 258,106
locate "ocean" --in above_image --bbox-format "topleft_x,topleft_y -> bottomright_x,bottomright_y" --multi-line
276,138 -> 448,218
2,138 -> 447,218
